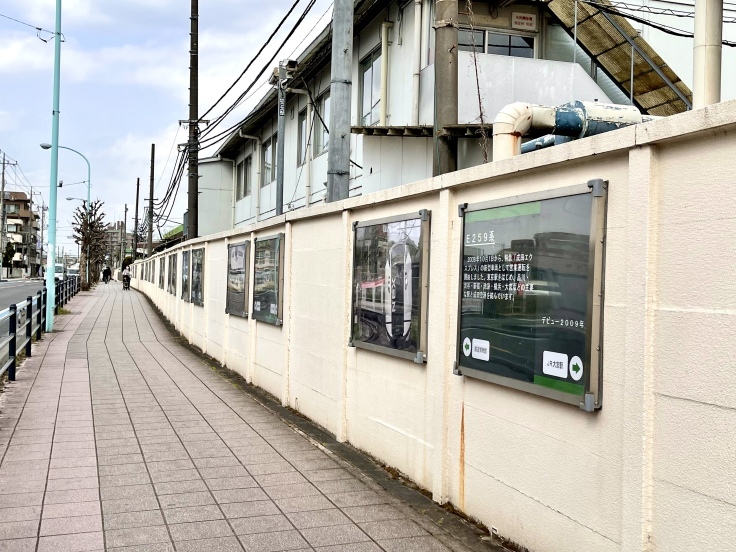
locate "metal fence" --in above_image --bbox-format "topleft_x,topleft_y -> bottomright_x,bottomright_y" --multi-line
0,276 -> 80,381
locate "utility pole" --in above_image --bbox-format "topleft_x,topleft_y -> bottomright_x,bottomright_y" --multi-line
121,204 -> 128,267
433,0 -> 458,175
40,206 -> 45,276
326,0 -> 353,203
276,62 -> 286,216
133,177 -> 140,260
147,144 -> 155,256
186,0 -> 199,239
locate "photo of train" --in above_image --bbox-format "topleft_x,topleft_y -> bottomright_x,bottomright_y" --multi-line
353,218 -> 423,352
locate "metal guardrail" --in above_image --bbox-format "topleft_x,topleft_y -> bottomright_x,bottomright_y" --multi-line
0,276 -> 80,381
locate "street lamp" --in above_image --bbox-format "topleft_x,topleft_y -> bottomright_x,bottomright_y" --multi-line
40,143 -> 91,290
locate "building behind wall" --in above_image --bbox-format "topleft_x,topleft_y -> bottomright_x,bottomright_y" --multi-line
196,0 -> 691,235
2,191 -> 41,278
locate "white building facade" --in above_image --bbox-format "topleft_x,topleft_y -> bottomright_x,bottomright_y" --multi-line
197,0 -> 690,234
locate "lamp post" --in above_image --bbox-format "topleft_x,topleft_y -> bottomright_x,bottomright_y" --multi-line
41,143 -> 90,290
44,0 -> 62,332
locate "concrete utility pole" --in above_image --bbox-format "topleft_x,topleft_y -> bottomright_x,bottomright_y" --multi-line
121,204 -> 128,267
326,0 -> 353,203
276,63 -> 286,216
693,0 -> 723,108
186,0 -> 199,239
433,0 -> 458,175
148,144 -> 155,256
133,177 -> 140,260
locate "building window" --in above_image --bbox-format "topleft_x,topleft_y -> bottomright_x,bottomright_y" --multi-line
244,156 -> 252,197
236,159 -> 245,200
7,224 -> 17,233
235,156 -> 253,200
261,135 -> 277,187
297,109 -> 308,165
314,92 -> 330,154
458,28 -> 535,59
360,50 -> 381,126
6,205 -> 18,213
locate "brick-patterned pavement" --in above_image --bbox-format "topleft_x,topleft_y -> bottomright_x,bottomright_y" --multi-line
0,285 -> 488,552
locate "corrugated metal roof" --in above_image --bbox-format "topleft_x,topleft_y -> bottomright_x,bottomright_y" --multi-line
546,0 -> 692,116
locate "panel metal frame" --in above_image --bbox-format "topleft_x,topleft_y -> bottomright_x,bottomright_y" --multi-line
226,241 -> 250,318
252,233 -> 285,326
456,182 -> 608,411
350,210 -> 431,363
191,247 -> 205,307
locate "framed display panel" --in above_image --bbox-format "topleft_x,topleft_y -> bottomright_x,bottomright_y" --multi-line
252,234 -> 284,325
182,250 -> 190,303
159,257 -> 165,289
226,242 -> 250,318
456,181 -> 608,412
170,254 -> 177,296
350,211 -> 431,363
191,248 -> 205,306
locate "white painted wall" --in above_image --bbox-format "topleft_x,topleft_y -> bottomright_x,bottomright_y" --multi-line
135,100 -> 736,552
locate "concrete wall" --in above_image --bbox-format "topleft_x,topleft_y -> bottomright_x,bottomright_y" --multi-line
134,101 -> 736,552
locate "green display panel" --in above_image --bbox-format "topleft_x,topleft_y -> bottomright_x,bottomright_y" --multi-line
252,234 -> 284,326
457,182 -> 607,411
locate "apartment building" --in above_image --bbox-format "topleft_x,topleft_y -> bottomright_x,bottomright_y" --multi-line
3,191 -> 41,277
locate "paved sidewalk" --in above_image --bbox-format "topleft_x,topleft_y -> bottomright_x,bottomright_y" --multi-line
0,285 -> 486,552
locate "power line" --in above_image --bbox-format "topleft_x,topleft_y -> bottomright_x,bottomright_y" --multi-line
199,0 -> 318,145
584,2 -> 736,46
199,0 -> 306,122
155,125 -> 181,192
585,0 -> 736,23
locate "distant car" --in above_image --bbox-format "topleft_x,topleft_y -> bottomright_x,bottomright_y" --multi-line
54,264 -> 66,282
67,268 -> 79,278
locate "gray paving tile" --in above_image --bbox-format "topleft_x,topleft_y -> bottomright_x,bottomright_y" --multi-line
102,497 -> 161,515
44,487 -> 99,505
163,504 -> 223,524
286,509 -> 352,529
229,514 -> 293,535
0,537 -> 38,552
157,491 -> 214,509
264,483 -> 321,500
378,536 -> 453,551
301,524 -> 371,548
314,543 -> 383,552
328,491 -> 387,508
205,476 -> 258,491
154,479 -> 208,495
40,514 -> 102,536
274,495 -> 335,513
100,484 -> 156,501
37,530 -> 104,552
220,500 -> 281,519
0,519 -> 39,539
105,525 -> 171,548
169,519 -> 233,541
46,476 -> 99,491
358,519 -> 429,540
104,509 -> 165,530
0,505 -> 41,522
174,536 -> 244,552
342,504 -> 403,523
238,529 -> 309,552
213,487 -> 269,504
42,501 -> 101,519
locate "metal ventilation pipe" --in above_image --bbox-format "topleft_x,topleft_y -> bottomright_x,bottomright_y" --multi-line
693,0 -> 723,108
493,101 -> 643,160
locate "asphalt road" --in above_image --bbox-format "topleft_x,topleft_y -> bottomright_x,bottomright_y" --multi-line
0,280 -> 47,311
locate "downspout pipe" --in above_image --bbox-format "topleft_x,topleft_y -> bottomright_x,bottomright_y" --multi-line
693,0 -> 723,108
380,21 -> 394,126
494,100 -> 643,161
411,0 -> 422,126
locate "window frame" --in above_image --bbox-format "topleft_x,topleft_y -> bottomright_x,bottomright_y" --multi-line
261,134 -> 277,188
297,108 -> 308,166
457,27 -> 537,59
359,48 -> 382,127
314,91 -> 331,156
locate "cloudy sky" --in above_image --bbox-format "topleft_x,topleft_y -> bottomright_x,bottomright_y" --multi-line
0,0 -> 333,253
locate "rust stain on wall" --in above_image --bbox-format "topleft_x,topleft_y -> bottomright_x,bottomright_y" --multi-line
459,403 -> 465,510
